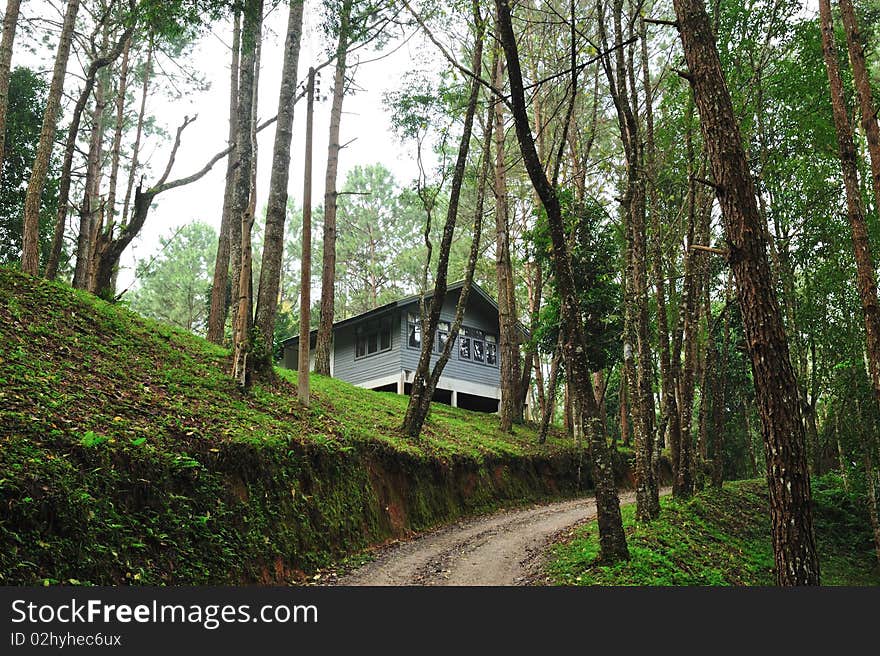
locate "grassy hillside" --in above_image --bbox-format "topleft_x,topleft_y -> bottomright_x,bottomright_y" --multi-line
0,267 -> 595,585
544,475 -> 880,586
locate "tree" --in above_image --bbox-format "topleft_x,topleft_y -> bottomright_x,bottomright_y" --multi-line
128,222 -> 218,334
0,0 -> 22,176
819,0 -> 880,565
401,0 -> 485,439
0,68 -> 59,267
671,0 -> 820,585
20,0 -> 80,275
495,0 -> 628,563
231,0 -> 264,389
314,0 -> 354,376
297,66 -> 316,406
207,11 -> 241,344
837,0 -> 880,212
254,0 -> 304,372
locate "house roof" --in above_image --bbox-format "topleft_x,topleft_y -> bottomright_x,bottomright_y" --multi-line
281,280 -> 529,345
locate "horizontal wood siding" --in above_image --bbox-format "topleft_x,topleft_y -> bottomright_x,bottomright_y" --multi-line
399,289 -> 501,390
332,310 -> 402,386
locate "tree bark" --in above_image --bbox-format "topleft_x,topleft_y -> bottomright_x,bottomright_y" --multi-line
414,80 -> 495,425
231,0 -> 264,390
838,0 -> 880,213
45,19 -> 136,281
598,0 -> 657,518
314,0 -> 352,377
496,0 -> 628,562
104,37 -> 131,238
672,0 -> 820,585
74,33 -> 110,291
21,0 -> 80,275
297,66 -> 315,406
0,0 -> 22,176
494,51 -> 520,432
538,345 -> 562,445
207,12 -> 241,345
254,0 -> 304,370
402,1 -> 485,438
820,0 -> 880,431
711,279 -> 731,489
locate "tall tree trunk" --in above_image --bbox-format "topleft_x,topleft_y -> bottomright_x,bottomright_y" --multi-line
208,13 -> 241,345
254,0 -> 304,371
538,346 -> 562,444
74,42 -> 109,291
314,0 -> 352,377
45,20 -> 136,281
120,42 -> 151,230
21,0 -> 80,275
838,0 -> 880,212
231,0 -> 263,389
710,279 -> 731,489
675,125 -> 699,500
297,66 -> 315,406
104,37 -> 130,238
820,0 -> 880,434
644,17 -> 674,475
0,0 -> 22,176
415,80 -> 495,425
402,2 -> 485,439
821,0 -> 880,561
862,433 -> 880,565
496,0 -> 628,562
494,51 -> 520,432
598,0 -> 657,519
695,290 -> 714,492
672,0 -> 820,585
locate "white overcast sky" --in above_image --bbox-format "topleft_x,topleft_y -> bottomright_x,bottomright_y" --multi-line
119,2 -> 436,289
15,0 -> 445,288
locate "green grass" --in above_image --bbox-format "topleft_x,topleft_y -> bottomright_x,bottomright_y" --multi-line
545,476 -> 880,586
0,267 -> 590,585
0,267 -> 575,463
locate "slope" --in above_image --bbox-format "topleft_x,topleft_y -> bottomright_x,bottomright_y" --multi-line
0,267 -> 601,585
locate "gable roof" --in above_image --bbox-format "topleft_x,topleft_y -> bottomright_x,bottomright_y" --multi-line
281,280 -> 528,345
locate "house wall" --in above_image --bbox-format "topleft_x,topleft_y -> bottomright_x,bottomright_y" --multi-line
282,288 -> 505,403
399,288 -> 501,391
331,310 -> 402,386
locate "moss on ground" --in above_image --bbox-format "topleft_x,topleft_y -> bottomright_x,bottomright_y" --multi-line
0,268 -> 592,585
545,475 -> 880,586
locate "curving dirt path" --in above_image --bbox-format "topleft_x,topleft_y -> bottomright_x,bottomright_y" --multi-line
333,491 -> 641,586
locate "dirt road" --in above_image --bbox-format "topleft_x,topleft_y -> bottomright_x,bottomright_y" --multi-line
334,491 -> 639,586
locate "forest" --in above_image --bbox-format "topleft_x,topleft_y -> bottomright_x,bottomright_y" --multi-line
1,0 -> 880,588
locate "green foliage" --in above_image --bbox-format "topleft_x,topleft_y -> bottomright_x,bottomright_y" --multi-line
0,68 -> 62,270
546,478 -> 880,586
127,222 -> 217,335
0,267 -> 590,584
530,190 -> 622,370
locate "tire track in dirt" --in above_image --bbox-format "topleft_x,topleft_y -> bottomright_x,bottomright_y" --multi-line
333,491 -> 644,586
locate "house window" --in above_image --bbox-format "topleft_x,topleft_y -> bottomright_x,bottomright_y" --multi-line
356,318 -> 392,359
408,313 -> 421,348
437,321 -> 450,353
458,327 -> 497,366
472,338 -> 484,362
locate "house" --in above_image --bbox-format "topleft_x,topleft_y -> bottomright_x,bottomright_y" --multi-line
281,281 -> 525,413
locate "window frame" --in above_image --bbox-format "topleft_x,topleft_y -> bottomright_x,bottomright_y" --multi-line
355,316 -> 394,360
457,326 -> 498,367
407,313 -> 422,350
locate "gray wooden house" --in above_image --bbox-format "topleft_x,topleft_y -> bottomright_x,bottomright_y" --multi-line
281,281 -> 522,412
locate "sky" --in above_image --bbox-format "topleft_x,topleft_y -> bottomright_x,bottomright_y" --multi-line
118,2 -> 436,290
14,0 -> 444,289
